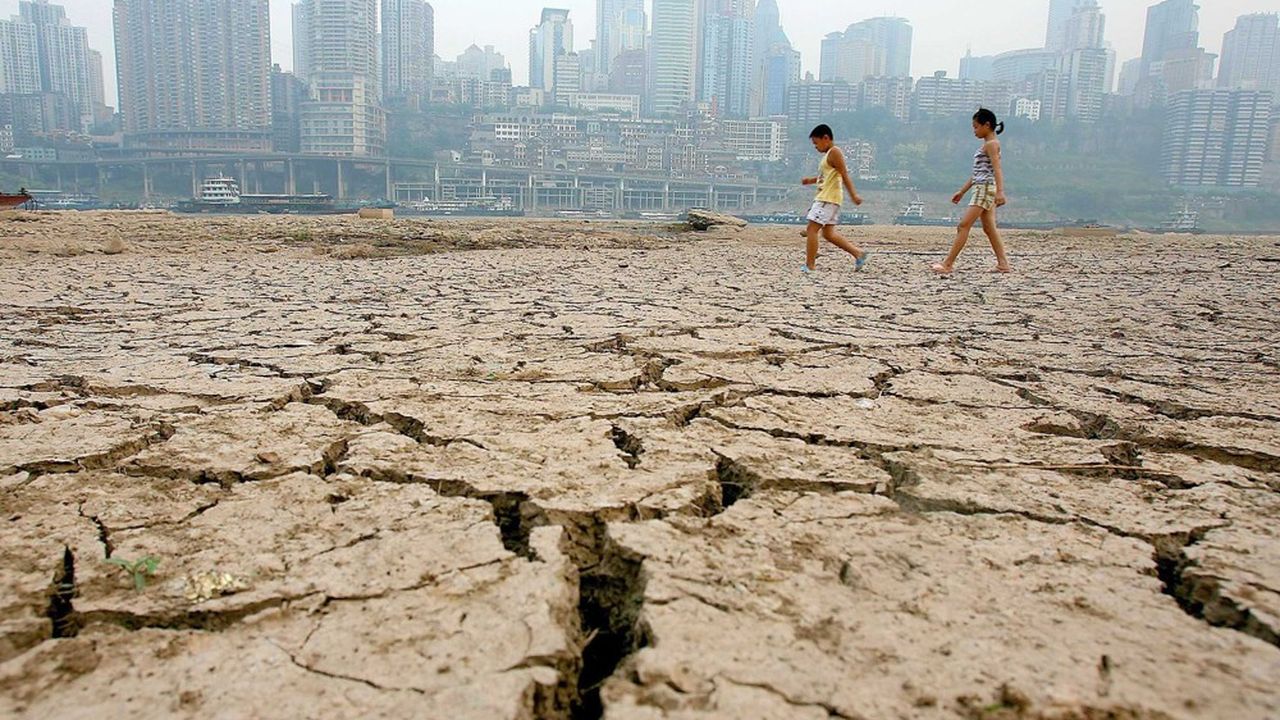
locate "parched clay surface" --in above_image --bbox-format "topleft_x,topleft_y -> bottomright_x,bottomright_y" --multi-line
1,212 -> 1278,719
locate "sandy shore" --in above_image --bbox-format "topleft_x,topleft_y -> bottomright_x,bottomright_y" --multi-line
2,211 -> 1279,718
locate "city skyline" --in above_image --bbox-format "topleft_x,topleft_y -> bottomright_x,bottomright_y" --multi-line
7,0 -> 1274,109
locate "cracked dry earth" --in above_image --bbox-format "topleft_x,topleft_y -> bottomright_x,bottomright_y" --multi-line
2,212 -> 1280,719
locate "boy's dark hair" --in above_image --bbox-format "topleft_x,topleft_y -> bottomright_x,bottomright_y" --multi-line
809,124 -> 834,140
973,108 -> 1005,135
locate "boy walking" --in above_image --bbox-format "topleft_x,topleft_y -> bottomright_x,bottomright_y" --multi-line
801,124 -> 869,274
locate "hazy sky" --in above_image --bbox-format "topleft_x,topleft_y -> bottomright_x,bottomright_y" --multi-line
3,0 -> 1275,108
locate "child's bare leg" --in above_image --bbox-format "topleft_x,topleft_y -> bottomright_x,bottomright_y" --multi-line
933,207 -> 983,274
805,221 -> 822,270
821,225 -> 866,260
981,209 -> 1012,272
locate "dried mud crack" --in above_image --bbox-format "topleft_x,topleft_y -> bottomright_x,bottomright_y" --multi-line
45,547 -> 78,639
1155,531 -> 1280,649
570,522 -> 651,720
2,215 -> 1279,719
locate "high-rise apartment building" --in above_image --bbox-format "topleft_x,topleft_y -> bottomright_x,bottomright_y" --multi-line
597,0 -> 644,77
649,0 -> 699,116
719,117 -> 787,162
271,65 -> 307,153
1058,1 -> 1108,122
819,17 -> 911,84
114,0 -> 272,150
1157,47 -> 1215,94
785,81 -> 857,125
0,90 -> 76,136
0,1 -> 94,130
1163,89 -> 1272,186
529,8 -> 573,92
293,0 -> 385,156
295,0 -> 378,82
382,0 -> 434,105
1218,14 -> 1279,102
554,52 -> 582,100
699,0 -> 754,118
860,76 -> 913,122
913,71 -> 1013,121
87,48 -> 103,110
1059,48 -> 1109,122
20,1 -> 91,125
1017,68 -> 1070,122
0,19 -> 39,96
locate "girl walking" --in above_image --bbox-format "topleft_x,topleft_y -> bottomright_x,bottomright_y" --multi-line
932,109 -> 1012,275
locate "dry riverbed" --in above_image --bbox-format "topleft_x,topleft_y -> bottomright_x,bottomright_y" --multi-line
1,211 -> 1279,719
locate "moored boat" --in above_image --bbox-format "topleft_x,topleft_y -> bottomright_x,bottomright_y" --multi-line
893,199 -> 953,227
402,196 -> 525,217
177,177 -> 346,215
0,189 -> 33,209
1154,203 -> 1203,234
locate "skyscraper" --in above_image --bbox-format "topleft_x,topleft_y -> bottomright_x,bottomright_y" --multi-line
991,48 -> 1059,84
758,49 -> 799,117
114,0 -> 272,150
1158,47 -> 1216,93
750,0 -> 799,117
699,0 -> 754,118
819,17 -> 911,84
608,48 -> 646,97
1046,0 -> 1083,52
271,65 -> 307,153
597,0 -> 644,76
382,0 -> 434,105
649,0 -> 698,116
293,0 -> 384,156
87,47 -> 111,124
960,52 -> 996,82
457,45 -> 507,80
529,8 -> 573,92
1163,88 -> 1272,186
1117,58 -> 1143,95
1062,0 -> 1105,50
1218,14 -> 1279,101
292,1 -> 311,82
1133,0 -> 1214,105
1141,0 -> 1200,78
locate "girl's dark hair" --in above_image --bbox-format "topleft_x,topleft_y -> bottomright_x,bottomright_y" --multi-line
973,108 -> 1004,135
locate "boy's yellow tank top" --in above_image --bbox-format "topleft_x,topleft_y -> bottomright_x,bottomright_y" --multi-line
815,150 -> 843,205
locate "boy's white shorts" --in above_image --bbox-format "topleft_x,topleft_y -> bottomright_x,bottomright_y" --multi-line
806,201 -> 840,226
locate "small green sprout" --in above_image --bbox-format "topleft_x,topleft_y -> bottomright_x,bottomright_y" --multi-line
107,556 -> 161,591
